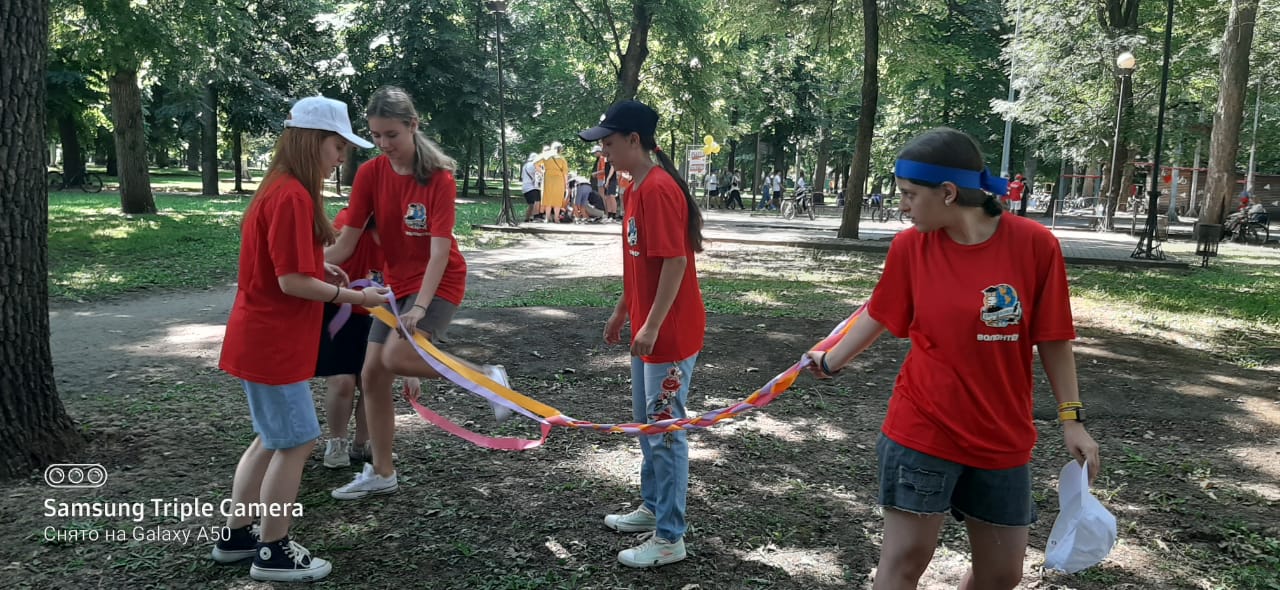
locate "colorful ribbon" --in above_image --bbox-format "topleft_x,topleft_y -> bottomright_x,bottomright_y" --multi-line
355,291 -> 866,449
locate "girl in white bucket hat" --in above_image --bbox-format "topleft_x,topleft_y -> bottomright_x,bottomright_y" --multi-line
214,95 -> 385,583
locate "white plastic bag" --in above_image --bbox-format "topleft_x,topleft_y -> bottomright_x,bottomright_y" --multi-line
1043,460 -> 1117,573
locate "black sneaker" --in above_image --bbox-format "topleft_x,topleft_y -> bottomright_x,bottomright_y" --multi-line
210,524 -> 258,564
250,536 -> 332,582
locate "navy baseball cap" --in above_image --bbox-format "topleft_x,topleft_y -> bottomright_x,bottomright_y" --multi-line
578,100 -> 659,141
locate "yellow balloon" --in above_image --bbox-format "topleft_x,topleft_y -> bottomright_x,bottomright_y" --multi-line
704,134 -> 714,145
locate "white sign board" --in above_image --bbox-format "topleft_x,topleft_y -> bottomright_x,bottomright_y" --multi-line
687,149 -> 707,177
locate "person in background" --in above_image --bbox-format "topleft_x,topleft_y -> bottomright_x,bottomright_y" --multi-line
521,152 -> 542,222
1007,174 -> 1025,214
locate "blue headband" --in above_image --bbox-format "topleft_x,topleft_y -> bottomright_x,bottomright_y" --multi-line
894,160 -> 1008,196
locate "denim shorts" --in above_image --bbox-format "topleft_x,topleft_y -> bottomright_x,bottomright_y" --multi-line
368,295 -> 458,344
241,380 -> 322,450
876,434 -> 1036,527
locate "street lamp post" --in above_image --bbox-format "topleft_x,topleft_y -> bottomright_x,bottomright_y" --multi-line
1108,50 -> 1136,228
999,0 -> 1026,179
1132,0 -> 1174,260
1246,73 -> 1264,196
488,0 -> 517,226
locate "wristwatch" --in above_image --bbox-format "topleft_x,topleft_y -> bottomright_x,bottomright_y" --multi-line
1057,407 -> 1085,423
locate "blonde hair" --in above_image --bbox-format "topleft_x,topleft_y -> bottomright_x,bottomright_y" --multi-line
365,86 -> 456,185
249,127 -> 337,245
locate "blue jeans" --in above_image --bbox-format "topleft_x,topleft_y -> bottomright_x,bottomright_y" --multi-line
631,353 -> 698,542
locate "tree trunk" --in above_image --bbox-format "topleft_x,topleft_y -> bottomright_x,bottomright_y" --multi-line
57,113 -> 85,179
341,153 -> 357,186
460,140 -> 474,198
186,134 -> 200,171
480,137 -> 491,198
1200,0 -> 1258,225
838,0 -> 879,239
614,0 -> 653,102
1098,0 -> 1141,225
201,82 -> 219,196
108,69 -> 155,214
814,128 -> 831,202
752,132 -> 763,208
1019,151 -> 1037,216
232,128 -> 243,193
0,0 -> 82,479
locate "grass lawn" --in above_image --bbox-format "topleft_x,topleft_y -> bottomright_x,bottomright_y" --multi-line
48,191 -> 505,302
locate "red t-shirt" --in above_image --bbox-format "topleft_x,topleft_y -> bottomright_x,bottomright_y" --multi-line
219,176 -> 326,385
867,214 -> 1076,469
622,167 -> 706,363
333,207 -> 385,315
1008,180 -> 1025,202
346,155 -> 467,304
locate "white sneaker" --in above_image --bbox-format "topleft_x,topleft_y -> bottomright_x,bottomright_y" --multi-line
331,463 -> 398,500
617,532 -> 686,568
604,505 -> 656,533
483,364 -> 514,424
322,438 -> 350,469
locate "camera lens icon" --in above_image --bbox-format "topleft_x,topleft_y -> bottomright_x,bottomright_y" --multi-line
45,464 -> 108,489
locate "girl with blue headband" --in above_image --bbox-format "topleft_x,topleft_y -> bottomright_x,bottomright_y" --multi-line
805,128 -> 1099,590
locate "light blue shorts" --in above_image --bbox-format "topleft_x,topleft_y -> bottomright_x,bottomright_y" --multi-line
241,380 -> 322,450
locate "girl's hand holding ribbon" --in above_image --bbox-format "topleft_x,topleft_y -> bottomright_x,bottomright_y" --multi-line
361,287 -> 391,307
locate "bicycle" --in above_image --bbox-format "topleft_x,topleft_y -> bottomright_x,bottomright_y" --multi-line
878,196 -> 902,222
782,187 -> 815,221
48,170 -> 105,193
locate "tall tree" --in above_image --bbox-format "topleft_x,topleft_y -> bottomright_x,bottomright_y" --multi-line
1,0 -> 81,478
70,0 -> 159,213
837,0 -> 879,239
1200,0 -> 1259,225
616,1 -> 654,101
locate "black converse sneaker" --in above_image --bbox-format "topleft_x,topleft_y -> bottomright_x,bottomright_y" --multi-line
210,524 -> 259,564
250,536 -> 332,582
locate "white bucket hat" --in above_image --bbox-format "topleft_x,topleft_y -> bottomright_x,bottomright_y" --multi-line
285,96 -> 374,149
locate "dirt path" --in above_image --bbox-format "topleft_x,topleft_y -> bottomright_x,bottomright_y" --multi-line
49,235 -> 622,394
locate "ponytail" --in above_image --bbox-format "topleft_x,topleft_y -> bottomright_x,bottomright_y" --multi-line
641,136 -> 704,253
410,130 -> 457,186
980,194 -> 1003,217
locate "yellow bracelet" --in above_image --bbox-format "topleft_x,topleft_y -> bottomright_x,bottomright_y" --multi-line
1057,401 -> 1084,411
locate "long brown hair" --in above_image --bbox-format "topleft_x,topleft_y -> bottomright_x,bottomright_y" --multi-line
365,86 -> 456,186
639,135 -> 704,253
249,127 -> 338,244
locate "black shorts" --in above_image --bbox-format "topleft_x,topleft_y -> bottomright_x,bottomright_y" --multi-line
315,303 -> 373,377
524,189 -> 541,204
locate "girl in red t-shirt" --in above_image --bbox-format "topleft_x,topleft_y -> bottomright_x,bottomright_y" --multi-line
805,128 -> 1100,590
214,97 -> 388,583
578,100 -> 706,569
326,86 -> 512,501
